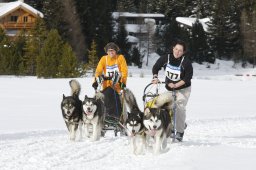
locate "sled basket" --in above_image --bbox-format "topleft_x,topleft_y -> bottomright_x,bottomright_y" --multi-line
142,82 -> 165,108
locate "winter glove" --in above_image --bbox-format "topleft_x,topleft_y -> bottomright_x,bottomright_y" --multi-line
120,82 -> 126,89
92,81 -> 98,90
96,76 -> 103,84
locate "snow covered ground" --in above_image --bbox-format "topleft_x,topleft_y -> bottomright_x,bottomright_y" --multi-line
1,59 -> 256,170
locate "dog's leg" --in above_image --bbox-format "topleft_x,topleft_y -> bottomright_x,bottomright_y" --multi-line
70,124 -> 76,141
91,122 -> 98,141
131,137 -> 137,155
84,123 -> 90,138
78,121 -> 83,140
161,134 -> 167,150
135,135 -> 145,155
154,135 -> 161,155
91,117 -> 100,141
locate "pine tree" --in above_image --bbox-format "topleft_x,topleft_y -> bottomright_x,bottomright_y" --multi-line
131,46 -> 142,68
24,18 -> 47,75
41,0 -> 68,39
58,43 -> 80,78
191,20 -> 213,63
87,40 -> 99,74
36,29 -> 63,78
74,0 -> 113,61
0,29 -> 15,75
115,18 -> 131,64
208,0 -> 242,59
12,30 -> 26,75
117,0 -> 136,12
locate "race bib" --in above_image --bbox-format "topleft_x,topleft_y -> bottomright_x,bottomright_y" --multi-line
165,64 -> 181,81
106,64 -> 119,78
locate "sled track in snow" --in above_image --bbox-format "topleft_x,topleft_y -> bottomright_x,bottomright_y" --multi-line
0,116 -> 256,169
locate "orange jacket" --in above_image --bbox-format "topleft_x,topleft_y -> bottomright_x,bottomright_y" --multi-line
94,54 -> 128,92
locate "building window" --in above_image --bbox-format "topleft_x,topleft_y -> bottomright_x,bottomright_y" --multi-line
10,16 -> 18,22
23,16 -> 28,23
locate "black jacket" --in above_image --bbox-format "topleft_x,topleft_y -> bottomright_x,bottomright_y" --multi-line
152,54 -> 193,91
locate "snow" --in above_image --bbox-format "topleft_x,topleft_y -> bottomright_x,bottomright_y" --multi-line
0,1 -> 43,18
176,17 -> 210,32
1,60 -> 256,170
112,12 -> 164,19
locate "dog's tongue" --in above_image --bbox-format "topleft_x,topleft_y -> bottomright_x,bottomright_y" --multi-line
86,111 -> 92,115
146,129 -> 156,136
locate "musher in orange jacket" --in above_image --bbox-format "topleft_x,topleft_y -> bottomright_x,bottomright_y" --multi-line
92,42 -> 128,117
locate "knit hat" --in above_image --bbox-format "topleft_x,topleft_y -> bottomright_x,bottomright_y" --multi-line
104,42 -> 120,53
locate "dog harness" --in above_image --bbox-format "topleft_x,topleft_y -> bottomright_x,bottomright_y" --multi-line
165,54 -> 184,81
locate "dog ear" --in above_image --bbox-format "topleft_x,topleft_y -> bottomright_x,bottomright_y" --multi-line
127,112 -> 131,117
63,94 -> 65,99
144,107 -> 150,116
84,95 -> 88,100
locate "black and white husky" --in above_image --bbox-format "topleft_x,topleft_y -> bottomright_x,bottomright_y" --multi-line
61,79 -> 82,141
82,93 -> 105,141
143,96 -> 172,154
124,88 -> 146,155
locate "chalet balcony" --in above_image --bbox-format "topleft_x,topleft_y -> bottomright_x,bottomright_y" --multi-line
2,22 -> 34,29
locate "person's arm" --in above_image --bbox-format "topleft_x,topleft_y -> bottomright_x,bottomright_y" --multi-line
152,55 -> 166,83
119,55 -> 128,85
181,59 -> 193,85
152,55 -> 166,76
95,56 -> 105,78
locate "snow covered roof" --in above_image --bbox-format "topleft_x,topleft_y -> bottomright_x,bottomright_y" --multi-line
112,12 -> 164,19
126,35 -> 139,43
0,1 -> 43,19
176,17 -> 210,32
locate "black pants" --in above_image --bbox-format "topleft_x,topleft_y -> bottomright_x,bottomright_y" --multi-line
102,87 -> 122,118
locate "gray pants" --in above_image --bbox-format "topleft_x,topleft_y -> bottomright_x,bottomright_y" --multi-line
154,86 -> 191,133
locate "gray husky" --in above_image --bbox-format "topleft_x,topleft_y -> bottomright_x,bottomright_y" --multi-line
143,106 -> 172,154
82,92 -> 105,141
124,88 -> 146,155
61,79 -> 82,141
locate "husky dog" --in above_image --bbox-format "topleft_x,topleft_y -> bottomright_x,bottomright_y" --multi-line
124,88 -> 146,155
82,92 -> 105,141
143,107 -> 172,154
61,79 -> 82,141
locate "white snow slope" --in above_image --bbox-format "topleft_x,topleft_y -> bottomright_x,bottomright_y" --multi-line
1,60 -> 256,170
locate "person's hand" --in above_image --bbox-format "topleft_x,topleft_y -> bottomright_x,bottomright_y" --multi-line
120,82 -> 126,89
152,75 -> 159,84
168,83 -> 176,89
92,81 -> 98,90
96,76 -> 103,84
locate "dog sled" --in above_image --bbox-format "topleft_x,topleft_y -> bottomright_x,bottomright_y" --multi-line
142,81 -> 178,142
100,87 -> 127,137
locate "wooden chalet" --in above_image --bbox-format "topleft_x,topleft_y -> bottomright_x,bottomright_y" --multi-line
0,0 -> 43,36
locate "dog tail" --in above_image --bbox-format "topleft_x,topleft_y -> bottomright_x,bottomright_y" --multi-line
123,88 -> 140,112
69,79 -> 81,96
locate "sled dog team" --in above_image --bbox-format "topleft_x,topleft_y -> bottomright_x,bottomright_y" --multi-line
62,79 -> 174,155
61,40 -> 193,155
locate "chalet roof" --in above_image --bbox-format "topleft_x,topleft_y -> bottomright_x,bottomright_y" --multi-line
176,17 -> 210,32
0,1 -> 43,19
112,12 -> 164,19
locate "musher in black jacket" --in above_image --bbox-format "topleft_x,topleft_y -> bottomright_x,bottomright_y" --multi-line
152,40 -> 193,142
